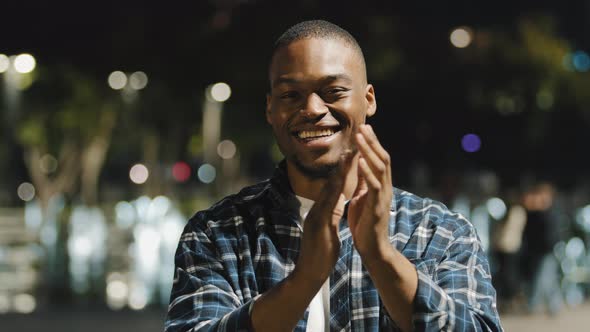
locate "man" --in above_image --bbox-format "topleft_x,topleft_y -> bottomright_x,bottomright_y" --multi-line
165,20 -> 502,331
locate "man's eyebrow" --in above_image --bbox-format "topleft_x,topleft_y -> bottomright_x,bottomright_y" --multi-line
272,77 -> 300,87
272,74 -> 353,88
321,74 -> 353,84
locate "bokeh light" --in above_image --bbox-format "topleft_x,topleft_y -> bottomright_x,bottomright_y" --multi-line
486,197 -> 507,220
578,205 -> 590,231
108,71 -> 127,90
210,82 -> 231,102
461,133 -> 481,153
129,164 -> 149,184
129,71 -> 148,90
106,280 -> 128,306
13,54 -> 36,73
13,294 -> 36,314
197,164 -> 216,183
172,162 -> 191,182
39,154 -> 58,174
217,140 -> 237,159
70,237 -> 92,257
128,289 -> 148,311
536,89 -> 554,110
115,201 -> 136,229
17,182 -> 35,201
0,54 -> 9,73
495,95 -> 517,115
565,237 -> 585,259
572,51 -> 590,72
450,27 -> 472,48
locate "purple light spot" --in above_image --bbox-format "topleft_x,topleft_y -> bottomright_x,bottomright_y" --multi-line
461,134 -> 481,152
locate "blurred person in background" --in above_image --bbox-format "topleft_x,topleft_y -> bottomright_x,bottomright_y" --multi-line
492,189 -> 528,312
165,20 -> 502,331
521,182 -> 563,315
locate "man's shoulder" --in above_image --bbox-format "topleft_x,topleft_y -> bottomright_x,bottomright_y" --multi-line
187,179 -> 274,231
393,187 -> 473,236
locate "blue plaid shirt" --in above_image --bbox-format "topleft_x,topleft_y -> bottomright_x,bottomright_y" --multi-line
165,163 -> 503,331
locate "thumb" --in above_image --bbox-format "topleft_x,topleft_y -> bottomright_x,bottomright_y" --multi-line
319,150 -> 355,205
331,193 -> 347,226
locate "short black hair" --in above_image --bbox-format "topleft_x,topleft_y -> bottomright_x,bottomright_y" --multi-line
269,20 -> 366,75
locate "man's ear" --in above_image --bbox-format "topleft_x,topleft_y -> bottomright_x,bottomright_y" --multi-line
365,84 -> 377,118
266,93 -> 272,124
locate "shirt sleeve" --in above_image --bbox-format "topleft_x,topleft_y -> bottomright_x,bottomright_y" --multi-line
164,217 -> 254,332
412,218 -> 504,331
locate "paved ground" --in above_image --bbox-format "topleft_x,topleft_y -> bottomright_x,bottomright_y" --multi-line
502,302 -> 590,331
0,306 -> 166,332
1,303 -> 590,331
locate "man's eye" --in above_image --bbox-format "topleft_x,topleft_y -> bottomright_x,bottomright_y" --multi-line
280,91 -> 299,99
322,88 -> 349,100
324,88 -> 348,95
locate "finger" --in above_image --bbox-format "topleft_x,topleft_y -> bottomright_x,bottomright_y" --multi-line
353,163 -> 368,198
356,132 -> 387,180
363,125 -> 390,164
367,124 -> 393,180
358,157 -> 381,191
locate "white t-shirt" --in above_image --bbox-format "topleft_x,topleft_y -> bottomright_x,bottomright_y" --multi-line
296,195 -> 330,332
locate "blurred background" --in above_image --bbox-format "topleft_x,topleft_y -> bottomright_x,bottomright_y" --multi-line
1,0 -> 590,330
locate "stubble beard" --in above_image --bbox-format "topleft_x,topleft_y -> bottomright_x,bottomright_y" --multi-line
292,156 -> 339,179
289,135 -> 357,180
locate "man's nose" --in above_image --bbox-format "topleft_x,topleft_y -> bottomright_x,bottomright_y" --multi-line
301,92 -> 328,118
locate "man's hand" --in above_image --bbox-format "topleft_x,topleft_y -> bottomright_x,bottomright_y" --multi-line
348,124 -> 417,332
251,152 -> 354,332
348,124 -> 393,259
292,151 -> 354,286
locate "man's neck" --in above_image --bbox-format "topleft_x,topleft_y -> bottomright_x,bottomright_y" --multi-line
286,159 -> 358,202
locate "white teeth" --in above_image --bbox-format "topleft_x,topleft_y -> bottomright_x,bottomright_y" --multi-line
297,129 -> 335,139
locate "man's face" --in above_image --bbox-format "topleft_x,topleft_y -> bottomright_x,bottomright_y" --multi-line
266,37 -> 376,178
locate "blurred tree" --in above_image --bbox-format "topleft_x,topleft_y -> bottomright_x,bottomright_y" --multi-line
17,68 -> 118,211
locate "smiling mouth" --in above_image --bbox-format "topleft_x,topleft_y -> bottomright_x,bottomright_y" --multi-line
294,127 -> 341,142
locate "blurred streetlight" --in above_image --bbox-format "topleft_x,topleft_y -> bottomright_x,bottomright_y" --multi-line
172,161 -> 191,182
108,71 -> 127,90
197,164 -> 216,184
450,27 -> 473,48
217,139 -> 236,159
1,53 -> 37,97
129,71 -> 148,90
108,70 -> 149,90
202,82 -> 231,164
13,54 -> 36,73
17,182 -> 35,202
129,164 -> 149,184
210,82 -> 231,102
461,133 -> 481,153
1,54 -> 37,178
108,70 -> 149,105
